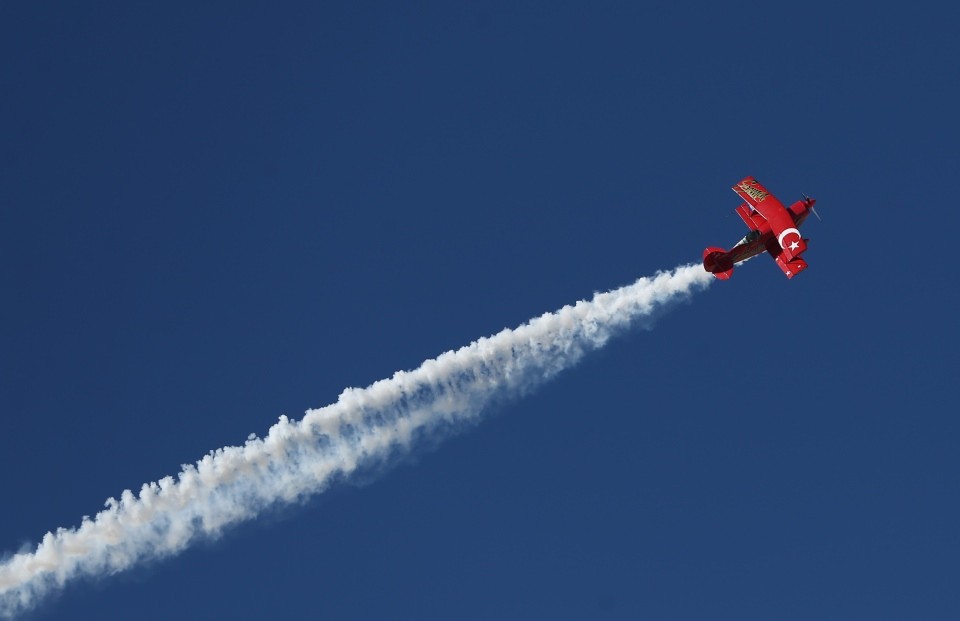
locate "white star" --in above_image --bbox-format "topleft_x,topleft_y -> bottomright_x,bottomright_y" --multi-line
788,240 -> 800,251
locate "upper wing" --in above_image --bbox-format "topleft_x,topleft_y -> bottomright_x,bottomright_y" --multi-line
732,176 -> 790,227
732,176 -> 775,209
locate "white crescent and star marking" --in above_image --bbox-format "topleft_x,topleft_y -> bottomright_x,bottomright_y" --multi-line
777,227 -> 801,249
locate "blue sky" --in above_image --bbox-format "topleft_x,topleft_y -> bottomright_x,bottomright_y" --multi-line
2,2 -> 958,619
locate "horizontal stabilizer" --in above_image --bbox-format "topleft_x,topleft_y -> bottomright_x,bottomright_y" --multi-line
703,247 -> 734,280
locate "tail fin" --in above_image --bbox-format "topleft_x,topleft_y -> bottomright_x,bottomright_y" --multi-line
702,247 -> 734,280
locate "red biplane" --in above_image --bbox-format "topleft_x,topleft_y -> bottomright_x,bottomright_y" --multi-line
703,176 -> 818,280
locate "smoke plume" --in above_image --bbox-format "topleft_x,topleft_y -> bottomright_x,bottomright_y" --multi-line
0,263 -> 712,617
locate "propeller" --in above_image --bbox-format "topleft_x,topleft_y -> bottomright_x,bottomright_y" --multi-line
802,193 -> 822,221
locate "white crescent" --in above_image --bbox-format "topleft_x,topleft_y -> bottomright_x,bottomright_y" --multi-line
777,227 -> 801,249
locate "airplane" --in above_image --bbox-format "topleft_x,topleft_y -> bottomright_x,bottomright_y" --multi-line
703,176 -> 818,280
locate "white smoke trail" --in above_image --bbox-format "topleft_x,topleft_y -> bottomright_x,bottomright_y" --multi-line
0,263 -> 712,617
